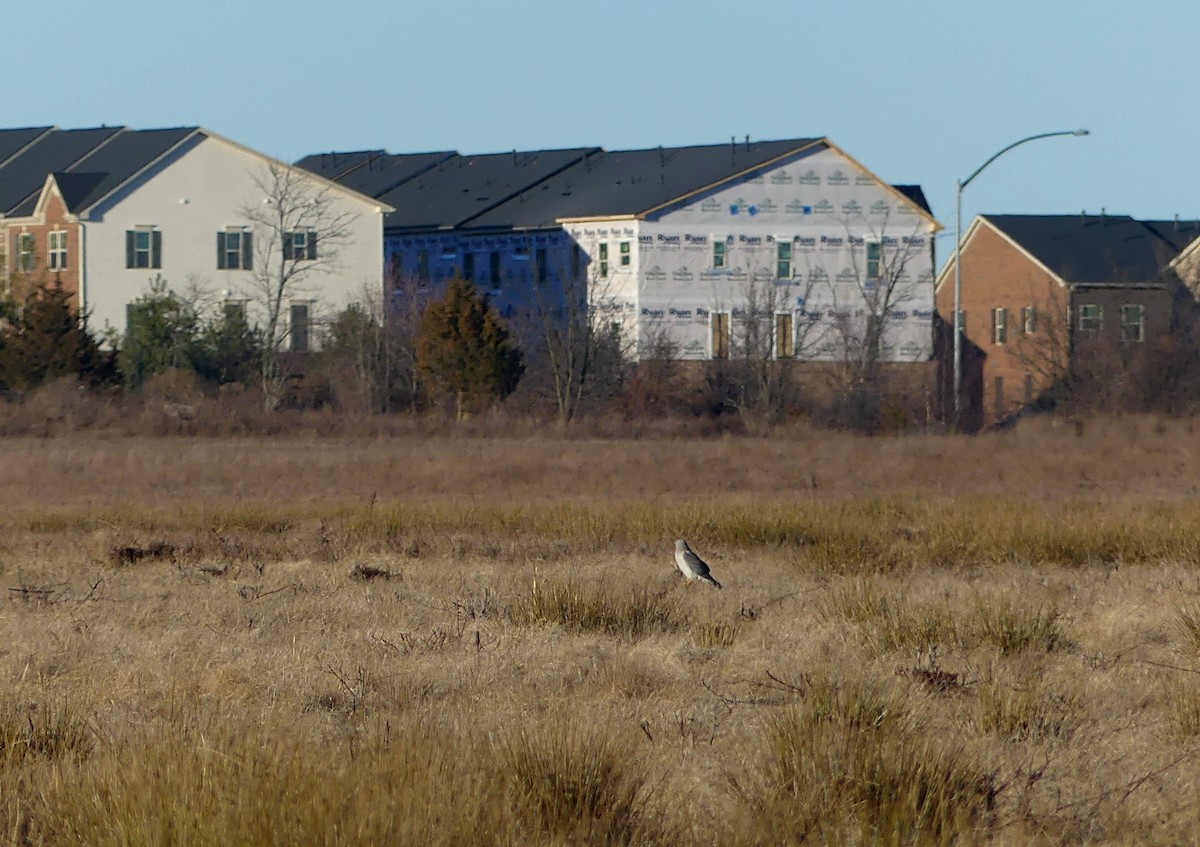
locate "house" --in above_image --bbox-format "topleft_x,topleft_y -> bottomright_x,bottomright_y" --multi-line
0,126 -> 389,351
935,213 -> 1200,429
299,138 -> 940,367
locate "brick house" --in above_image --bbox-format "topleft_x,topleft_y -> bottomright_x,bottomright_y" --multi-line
935,213 -> 1199,429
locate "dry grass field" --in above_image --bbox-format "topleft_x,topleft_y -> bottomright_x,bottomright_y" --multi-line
5,415 -> 1200,844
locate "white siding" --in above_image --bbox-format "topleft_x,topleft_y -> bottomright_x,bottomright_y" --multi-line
597,146 -> 937,362
81,135 -> 385,343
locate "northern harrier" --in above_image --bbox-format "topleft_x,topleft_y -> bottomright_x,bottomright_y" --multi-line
674,539 -> 722,589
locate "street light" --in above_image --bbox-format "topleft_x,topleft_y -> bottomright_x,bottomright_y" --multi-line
952,129 -> 1089,427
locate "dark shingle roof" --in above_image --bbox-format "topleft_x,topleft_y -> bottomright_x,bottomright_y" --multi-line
376,147 -> 599,231
0,126 -> 199,216
0,126 -> 124,214
985,214 -> 1193,284
51,172 -> 109,211
892,184 -> 931,215
46,127 -> 198,213
0,127 -> 54,167
295,149 -> 455,197
467,138 -> 823,230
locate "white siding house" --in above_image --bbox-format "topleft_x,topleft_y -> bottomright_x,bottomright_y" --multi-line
0,126 -> 389,348
302,138 -> 939,363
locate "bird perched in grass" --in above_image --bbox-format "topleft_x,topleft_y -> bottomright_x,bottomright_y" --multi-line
674,539 -> 722,589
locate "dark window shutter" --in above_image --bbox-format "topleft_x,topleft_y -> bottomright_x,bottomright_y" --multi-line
217,232 -> 227,269
242,231 -> 253,270
283,233 -> 293,261
151,230 -> 162,269
307,231 -> 317,260
125,230 -> 135,268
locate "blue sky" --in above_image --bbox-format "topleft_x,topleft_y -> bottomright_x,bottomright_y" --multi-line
12,1 -> 1195,251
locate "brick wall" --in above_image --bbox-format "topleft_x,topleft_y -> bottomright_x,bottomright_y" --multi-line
936,222 -> 1068,426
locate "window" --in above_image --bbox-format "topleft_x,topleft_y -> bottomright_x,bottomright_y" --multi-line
282,230 -> 316,261
1120,304 -> 1145,342
48,230 -> 67,271
1078,304 -> 1102,334
489,251 -> 501,288
619,241 -> 631,267
775,312 -> 794,358
417,251 -> 430,282
598,242 -> 609,278
713,239 -> 727,269
290,302 -> 311,353
994,376 -> 1005,417
223,299 -> 247,322
992,307 -> 1007,344
125,227 -> 162,269
535,247 -> 547,284
16,233 -> 35,272
711,312 -> 730,360
217,228 -> 253,270
570,245 -> 581,281
463,252 -> 475,281
866,241 -> 882,280
1022,305 -> 1036,334
776,240 -> 792,279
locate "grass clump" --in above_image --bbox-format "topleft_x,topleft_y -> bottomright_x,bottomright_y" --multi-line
976,677 -> 1083,742
729,677 -> 996,845
497,720 -> 665,846
973,600 -> 1066,656
509,580 -> 686,638
1176,605 -> 1200,654
0,701 -> 92,763
819,578 -> 959,653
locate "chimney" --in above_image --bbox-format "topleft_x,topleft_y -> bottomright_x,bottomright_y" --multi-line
745,134 -> 750,152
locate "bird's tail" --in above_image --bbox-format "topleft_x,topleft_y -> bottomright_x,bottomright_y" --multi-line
704,575 -> 722,590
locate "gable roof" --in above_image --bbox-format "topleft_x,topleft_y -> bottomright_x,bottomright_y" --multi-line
0,125 -> 391,222
375,147 -> 599,232
0,126 -> 125,215
982,214 -> 1196,285
295,149 -> 455,198
303,137 -> 939,234
0,127 -> 54,167
12,128 -> 201,216
461,138 -> 824,230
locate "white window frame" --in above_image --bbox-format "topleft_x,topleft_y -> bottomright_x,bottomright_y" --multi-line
1078,303 -> 1102,334
1120,303 -> 1145,343
619,240 -> 631,267
992,307 -> 1008,344
16,232 -> 35,272
597,242 -> 609,278
1022,305 -> 1036,334
776,240 -> 793,279
866,240 -> 882,280
712,238 -> 727,270
47,230 -> 67,271
218,227 -> 252,271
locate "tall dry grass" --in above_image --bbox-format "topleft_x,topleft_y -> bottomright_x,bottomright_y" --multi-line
3,415 -> 1200,843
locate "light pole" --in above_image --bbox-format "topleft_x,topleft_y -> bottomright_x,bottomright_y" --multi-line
952,129 -> 1089,427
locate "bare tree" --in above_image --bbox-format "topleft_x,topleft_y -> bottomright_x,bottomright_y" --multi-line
809,214 -> 932,427
240,162 -> 359,410
716,268 -> 825,424
525,244 -> 632,426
